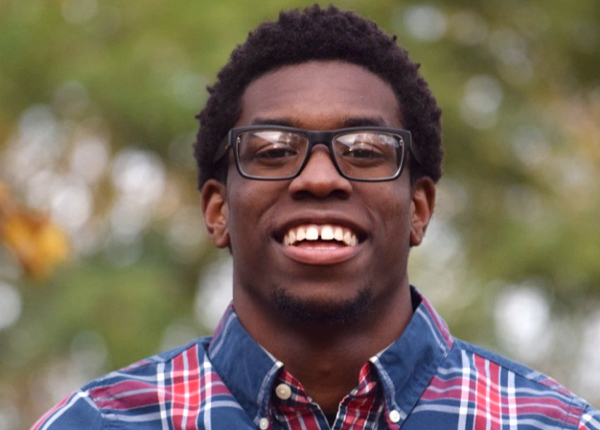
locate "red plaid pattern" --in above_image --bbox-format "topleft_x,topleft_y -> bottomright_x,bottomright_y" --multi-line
31,289 -> 600,430
270,363 -> 384,429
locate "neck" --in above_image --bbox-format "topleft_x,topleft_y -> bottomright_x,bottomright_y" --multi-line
233,282 -> 414,414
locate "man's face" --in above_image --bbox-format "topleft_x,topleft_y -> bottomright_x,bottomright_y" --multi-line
203,61 -> 433,323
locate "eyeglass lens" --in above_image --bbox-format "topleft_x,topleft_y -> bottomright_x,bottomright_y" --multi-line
235,129 -> 404,180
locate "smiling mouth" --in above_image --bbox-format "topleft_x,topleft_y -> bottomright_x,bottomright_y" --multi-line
283,224 -> 359,247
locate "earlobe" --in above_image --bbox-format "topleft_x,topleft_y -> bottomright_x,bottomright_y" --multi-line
409,177 -> 436,247
201,179 -> 230,248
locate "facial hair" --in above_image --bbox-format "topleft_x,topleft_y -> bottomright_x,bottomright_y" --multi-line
271,286 -> 373,325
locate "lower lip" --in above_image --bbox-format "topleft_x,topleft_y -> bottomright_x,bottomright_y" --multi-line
279,241 -> 363,265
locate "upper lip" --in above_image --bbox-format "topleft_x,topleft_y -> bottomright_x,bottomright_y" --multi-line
272,212 -> 369,243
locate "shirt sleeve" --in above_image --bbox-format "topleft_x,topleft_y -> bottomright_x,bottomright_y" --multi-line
579,405 -> 600,430
30,390 -> 104,430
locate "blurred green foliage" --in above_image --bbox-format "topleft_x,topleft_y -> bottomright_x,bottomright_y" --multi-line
0,0 -> 599,426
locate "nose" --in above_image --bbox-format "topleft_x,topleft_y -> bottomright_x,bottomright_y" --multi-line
288,146 -> 353,199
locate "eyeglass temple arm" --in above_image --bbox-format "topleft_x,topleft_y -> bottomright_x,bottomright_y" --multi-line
408,138 -> 421,165
213,141 -> 232,164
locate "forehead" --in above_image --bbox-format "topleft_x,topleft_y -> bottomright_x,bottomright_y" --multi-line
236,61 -> 402,129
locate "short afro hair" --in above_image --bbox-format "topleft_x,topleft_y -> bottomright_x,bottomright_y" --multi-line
194,5 -> 442,187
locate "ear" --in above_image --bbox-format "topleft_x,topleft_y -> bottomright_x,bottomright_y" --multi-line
409,177 -> 436,247
201,179 -> 230,248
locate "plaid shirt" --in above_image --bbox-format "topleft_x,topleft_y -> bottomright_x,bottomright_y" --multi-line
271,361 -> 384,429
32,288 -> 600,430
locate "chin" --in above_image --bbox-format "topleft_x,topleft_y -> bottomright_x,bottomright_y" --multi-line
271,286 -> 373,325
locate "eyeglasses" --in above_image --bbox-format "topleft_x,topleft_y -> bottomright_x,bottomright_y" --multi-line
213,125 -> 416,182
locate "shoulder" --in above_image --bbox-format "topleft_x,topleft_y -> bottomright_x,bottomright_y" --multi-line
82,336 -> 213,402
84,335 -> 212,388
31,336 -> 213,430
456,339 -> 581,400
426,338 -> 599,429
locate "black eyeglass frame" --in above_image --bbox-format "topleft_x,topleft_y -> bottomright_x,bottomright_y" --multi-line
213,125 -> 417,182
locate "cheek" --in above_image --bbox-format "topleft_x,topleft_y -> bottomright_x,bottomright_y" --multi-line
225,183 -> 253,249
226,176 -> 262,217
366,185 -> 411,221
363,186 -> 413,246
225,180 -> 283,242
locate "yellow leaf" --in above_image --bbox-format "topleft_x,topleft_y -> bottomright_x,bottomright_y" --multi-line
0,183 -> 70,279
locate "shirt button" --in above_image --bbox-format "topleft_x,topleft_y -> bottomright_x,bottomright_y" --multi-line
275,383 -> 292,400
389,410 -> 401,423
259,417 -> 269,429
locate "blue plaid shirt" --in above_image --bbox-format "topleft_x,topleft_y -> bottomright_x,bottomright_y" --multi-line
32,288 -> 600,430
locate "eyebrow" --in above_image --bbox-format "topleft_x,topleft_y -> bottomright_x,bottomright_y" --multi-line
250,118 -> 294,127
342,116 -> 387,128
250,116 -> 389,129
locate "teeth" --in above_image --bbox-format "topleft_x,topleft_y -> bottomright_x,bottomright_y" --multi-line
321,226 -> 334,240
283,224 -> 358,247
343,231 -> 352,246
296,227 -> 306,241
334,227 -> 344,241
306,225 -> 319,240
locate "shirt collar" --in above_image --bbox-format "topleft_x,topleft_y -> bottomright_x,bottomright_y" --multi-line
207,305 -> 281,425
207,287 -> 453,427
370,287 -> 454,423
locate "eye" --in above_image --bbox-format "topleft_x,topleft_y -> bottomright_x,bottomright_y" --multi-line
342,142 -> 385,159
243,131 -> 302,162
334,132 -> 401,169
254,143 -> 299,159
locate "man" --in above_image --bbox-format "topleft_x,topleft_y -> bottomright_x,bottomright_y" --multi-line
33,6 -> 599,430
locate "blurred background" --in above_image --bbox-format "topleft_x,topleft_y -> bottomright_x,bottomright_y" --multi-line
1,0 -> 599,427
